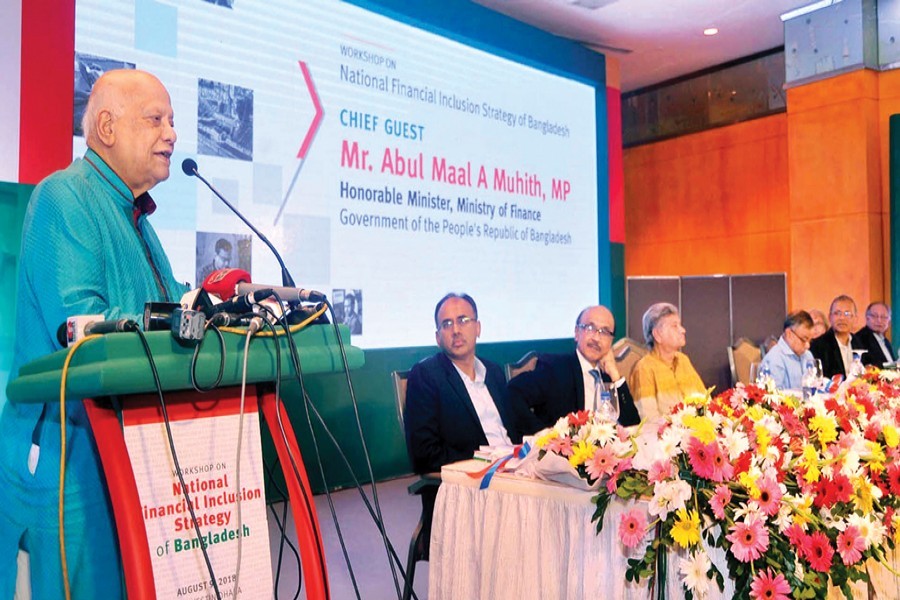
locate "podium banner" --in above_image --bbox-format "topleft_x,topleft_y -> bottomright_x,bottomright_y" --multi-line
122,396 -> 274,599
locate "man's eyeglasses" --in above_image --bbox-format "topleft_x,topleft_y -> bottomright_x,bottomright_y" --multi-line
788,328 -> 811,345
831,310 -> 855,318
439,316 -> 476,330
867,313 -> 890,321
577,323 -> 614,338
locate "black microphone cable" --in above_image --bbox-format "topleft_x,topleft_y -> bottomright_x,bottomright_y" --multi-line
254,301 -> 338,600
260,298 -> 419,599
132,327 -> 223,600
322,298 -> 403,596
189,313 -> 231,392
273,300 -> 412,599
263,457 -> 303,600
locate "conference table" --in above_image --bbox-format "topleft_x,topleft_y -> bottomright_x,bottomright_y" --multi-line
428,459 -> 733,599
428,460 -> 900,600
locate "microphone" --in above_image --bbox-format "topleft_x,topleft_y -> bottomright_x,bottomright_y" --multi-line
236,281 -> 326,303
183,158 -> 296,287
58,315 -> 134,346
201,288 -> 275,318
84,318 -> 137,335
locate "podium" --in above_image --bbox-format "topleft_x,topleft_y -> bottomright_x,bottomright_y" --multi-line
7,323 -> 364,599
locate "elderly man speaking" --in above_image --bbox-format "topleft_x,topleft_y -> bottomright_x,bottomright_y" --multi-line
0,70 -> 187,597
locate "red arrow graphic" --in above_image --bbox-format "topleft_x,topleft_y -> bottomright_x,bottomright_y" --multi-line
298,60 -> 323,159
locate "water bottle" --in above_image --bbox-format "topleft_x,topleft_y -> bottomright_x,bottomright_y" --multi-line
849,350 -> 866,379
756,364 -> 773,387
801,362 -> 817,400
596,379 -> 619,423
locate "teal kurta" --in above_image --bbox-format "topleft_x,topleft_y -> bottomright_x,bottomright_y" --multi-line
0,149 -> 187,598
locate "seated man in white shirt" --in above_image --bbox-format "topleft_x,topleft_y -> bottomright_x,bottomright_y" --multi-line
760,310 -> 815,390
404,293 -> 530,474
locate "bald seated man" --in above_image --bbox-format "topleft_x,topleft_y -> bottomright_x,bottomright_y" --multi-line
507,305 -> 641,429
0,70 -> 187,597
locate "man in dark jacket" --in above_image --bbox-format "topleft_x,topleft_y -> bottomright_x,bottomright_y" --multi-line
854,302 -> 895,367
404,293 -> 530,474
811,295 -> 860,378
507,305 -> 641,428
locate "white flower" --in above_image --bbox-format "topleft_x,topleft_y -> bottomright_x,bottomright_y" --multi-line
719,424 -> 750,460
847,513 -> 886,549
678,550 -> 711,598
552,417 -> 570,437
631,426 -> 669,471
648,479 -> 692,520
659,427 -> 684,459
730,502 -> 764,525
585,420 -> 617,445
773,501 -> 794,532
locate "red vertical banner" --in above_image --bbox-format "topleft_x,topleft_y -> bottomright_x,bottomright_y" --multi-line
19,0 -> 75,184
606,86 -> 624,245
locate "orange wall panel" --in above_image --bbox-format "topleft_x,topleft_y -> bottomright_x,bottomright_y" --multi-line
786,71 -> 884,314
624,114 -> 790,283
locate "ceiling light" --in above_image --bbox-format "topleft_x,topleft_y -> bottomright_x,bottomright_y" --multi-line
780,0 -> 842,22
703,28 -> 718,36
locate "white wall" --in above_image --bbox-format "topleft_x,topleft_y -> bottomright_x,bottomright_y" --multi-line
0,0 -> 21,183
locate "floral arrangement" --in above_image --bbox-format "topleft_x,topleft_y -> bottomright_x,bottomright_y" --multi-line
531,368 -> 900,599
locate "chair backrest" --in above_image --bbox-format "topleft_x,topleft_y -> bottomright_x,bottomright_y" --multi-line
505,351 -> 538,381
392,369 -> 411,429
612,337 -> 647,380
728,338 -> 762,386
760,334 -> 779,359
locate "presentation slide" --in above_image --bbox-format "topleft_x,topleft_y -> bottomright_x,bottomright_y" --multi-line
74,0 -> 603,348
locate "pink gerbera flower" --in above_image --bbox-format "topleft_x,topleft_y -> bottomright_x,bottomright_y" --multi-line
836,525 -> 865,566
708,442 -> 735,482
687,437 -> 717,480
749,568 -> 791,600
709,485 -> 732,520
618,508 -> 649,549
585,445 -> 619,481
648,459 -> 675,484
784,523 -> 807,548
726,516 -> 769,562
755,476 -> 783,517
546,436 -> 573,456
802,531 -> 835,572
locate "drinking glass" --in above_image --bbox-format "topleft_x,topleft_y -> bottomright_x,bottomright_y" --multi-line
749,362 -> 761,385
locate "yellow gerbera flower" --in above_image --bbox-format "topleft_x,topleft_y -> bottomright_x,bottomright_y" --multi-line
884,424 -> 899,449
808,414 -> 837,446
568,440 -> 595,468
739,471 -> 760,497
755,425 -> 771,456
865,441 -> 886,474
683,415 -> 717,444
684,391 -> 709,408
802,444 -> 820,483
853,477 -> 875,513
670,508 -> 701,548
535,431 -> 558,449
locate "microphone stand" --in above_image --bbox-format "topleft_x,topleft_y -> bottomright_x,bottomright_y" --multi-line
183,161 -> 295,287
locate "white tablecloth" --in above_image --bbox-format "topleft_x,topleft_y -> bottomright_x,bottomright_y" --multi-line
430,461 -> 900,599
429,460 -> 734,600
